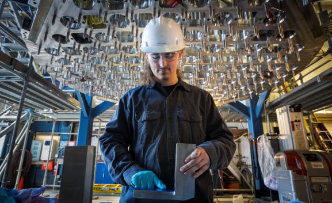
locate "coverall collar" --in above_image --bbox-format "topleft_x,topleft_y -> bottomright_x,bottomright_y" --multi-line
148,78 -> 191,92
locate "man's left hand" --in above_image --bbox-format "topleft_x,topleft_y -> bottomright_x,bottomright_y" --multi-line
179,147 -> 210,178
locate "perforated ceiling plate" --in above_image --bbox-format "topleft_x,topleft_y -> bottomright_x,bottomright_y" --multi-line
23,0 -> 305,103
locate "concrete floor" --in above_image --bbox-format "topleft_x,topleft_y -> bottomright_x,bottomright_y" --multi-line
42,189 -> 255,202
92,195 -> 121,203
42,189 -> 121,202
91,195 -> 256,203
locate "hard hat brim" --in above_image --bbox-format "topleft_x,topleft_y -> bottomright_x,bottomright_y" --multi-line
140,45 -> 185,53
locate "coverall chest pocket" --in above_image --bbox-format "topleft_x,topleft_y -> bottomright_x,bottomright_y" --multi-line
137,111 -> 161,144
177,110 -> 205,144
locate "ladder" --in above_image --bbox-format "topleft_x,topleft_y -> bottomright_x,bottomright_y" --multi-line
311,114 -> 332,152
312,122 -> 332,152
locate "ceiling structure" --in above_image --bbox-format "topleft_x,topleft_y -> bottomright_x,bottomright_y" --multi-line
12,0 -> 326,103
0,0 -> 330,122
0,52 -> 80,111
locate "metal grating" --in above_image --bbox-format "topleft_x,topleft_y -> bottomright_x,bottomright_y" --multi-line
0,52 -> 80,111
266,68 -> 332,112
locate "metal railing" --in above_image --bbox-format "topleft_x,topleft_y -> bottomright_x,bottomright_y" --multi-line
0,111 -> 32,182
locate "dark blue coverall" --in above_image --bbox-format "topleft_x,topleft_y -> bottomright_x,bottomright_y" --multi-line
99,79 -> 236,202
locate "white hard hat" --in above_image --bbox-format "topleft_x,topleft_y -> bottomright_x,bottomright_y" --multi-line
140,16 -> 185,53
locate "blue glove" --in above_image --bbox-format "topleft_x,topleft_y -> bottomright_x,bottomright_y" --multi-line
131,171 -> 166,190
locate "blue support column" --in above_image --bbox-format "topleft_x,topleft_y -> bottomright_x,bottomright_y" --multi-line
75,91 -> 115,146
76,91 -> 93,146
228,101 -> 249,119
78,107 -> 93,146
93,101 -> 115,118
228,90 -> 270,197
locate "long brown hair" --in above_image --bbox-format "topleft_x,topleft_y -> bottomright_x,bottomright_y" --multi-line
141,63 -> 183,85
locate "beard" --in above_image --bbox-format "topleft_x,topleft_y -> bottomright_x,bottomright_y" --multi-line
160,73 -> 170,81
158,67 -> 170,80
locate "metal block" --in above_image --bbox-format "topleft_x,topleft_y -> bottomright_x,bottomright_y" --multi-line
133,143 -> 196,200
59,146 -> 96,203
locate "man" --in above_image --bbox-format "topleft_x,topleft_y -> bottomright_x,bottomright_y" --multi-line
99,16 -> 235,202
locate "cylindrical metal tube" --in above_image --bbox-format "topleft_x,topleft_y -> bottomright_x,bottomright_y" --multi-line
14,113 -> 32,189
1,56 -> 32,187
42,120 -> 56,187
0,116 -> 30,176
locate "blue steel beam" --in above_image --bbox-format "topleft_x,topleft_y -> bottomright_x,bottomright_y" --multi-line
77,109 -> 93,146
255,90 -> 271,119
75,91 -> 89,117
93,101 -> 115,118
228,90 -> 271,197
247,95 -> 263,194
76,93 -> 93,146
61,86 -> 76,93
228,91 -> 270,137
227,101 -> 249,119
76,92 -> 115,146
248,96 -> 260,138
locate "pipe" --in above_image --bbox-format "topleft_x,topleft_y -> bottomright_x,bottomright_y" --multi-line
0,0 -> 6,19
1,56 -> 32,187
0,106 -> 12,117
42,120 -> 56,187
0,24 -> 27,50
0,126 -> 27,175
0,112 -> 28,139
52,155 -> 59,190
0,117 -> 30,176
44,184 -> 60,188
93,119 -> 102,184
265,101 -> 271,134
52,121 -> 75,190
14,112 -> 32,188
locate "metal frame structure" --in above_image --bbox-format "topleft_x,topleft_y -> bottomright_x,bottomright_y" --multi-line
0,111 -> 29,172
0,110 -> 33,188
42,120 -> 57,188
1,54 -> 33,187
75,91 -> 114,146
0,0 -> 35,70
228,91 -> 270,138
0,52 -> 80,110
267,68 -> 332,112
14,0 -> 325,104
0,31 -> 79,188
228,90 -> 271,197
14,110 -> 33,189
27,120 -> 75,189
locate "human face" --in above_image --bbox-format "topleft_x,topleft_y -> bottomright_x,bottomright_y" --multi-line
146,50 -> 183,85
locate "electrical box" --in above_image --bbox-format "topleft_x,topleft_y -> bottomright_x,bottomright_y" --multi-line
31,140 -> 42,161
41,139 -> 57,161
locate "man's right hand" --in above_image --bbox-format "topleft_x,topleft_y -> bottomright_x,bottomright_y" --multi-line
131,171 -> 166,190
